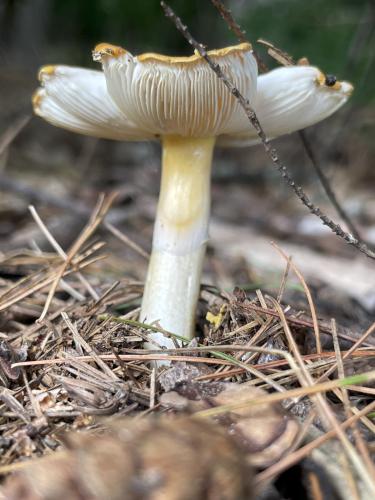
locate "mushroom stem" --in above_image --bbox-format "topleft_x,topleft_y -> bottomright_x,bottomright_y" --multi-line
141,136 -> 215,347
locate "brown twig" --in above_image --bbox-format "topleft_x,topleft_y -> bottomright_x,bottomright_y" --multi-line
104,221 -> 149,260
271,243 -> 322,354
266,248 -> 375,486
257,38 -> 295,66
0,115 -> 31,157
299,129 -> 363,241
212,3 -> 364,242
194,349 -> 375,381
331,319 -> 375,483
12,354 -> 233,367
29,205 -> 99,300
38,192 -> 117,321
317,321 -> 375,382
210,0 -> 268,72
231,302 -> 375,347
161,1 -> 375,260
211,0 -> 246,42
0,247 -> 106,312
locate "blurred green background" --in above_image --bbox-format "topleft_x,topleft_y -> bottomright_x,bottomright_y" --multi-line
1,0 -> 374,103
0,0 -> 374,216
0,0 -> 374,304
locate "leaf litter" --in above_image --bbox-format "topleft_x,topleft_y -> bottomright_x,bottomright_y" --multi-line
0,195 -> 374,499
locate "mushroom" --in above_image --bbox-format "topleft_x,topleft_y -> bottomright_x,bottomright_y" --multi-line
33,42 -> 353,349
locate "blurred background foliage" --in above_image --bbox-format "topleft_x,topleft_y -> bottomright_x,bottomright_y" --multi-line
0,0 -> 374,298
0,0 -> 374,103
0,0 -> 374,194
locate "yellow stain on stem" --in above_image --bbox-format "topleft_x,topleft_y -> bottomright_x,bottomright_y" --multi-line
158,136 -> 215,229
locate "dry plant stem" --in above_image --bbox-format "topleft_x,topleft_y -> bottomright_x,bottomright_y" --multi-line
232,302 -> 374,347
0,249 -> 105,312
22,370 -> 43,420
210,0 -> 268,73
11,362 -> 375,405
332,319 -> 375,480
318,320 -> 375,382
13,354 -> 233,367
29,205 -> 98,300
0,115 -> 31,156
210,0 -> 247,42
271,243 -> 322,354
161,1 -> 375,261
38,192 -> 116,321
30,239 -> 85,301
61,312 -> 118,381
299,130 -> 363,241
270,295 -> 375,492
141,136 -> 215,345
331,320 -> 361,500
268,248 -> 375,491
104,221 -> 149,259
257,39 -> 295,66
194,370 -> 375,417
98,316 -> 294,393
195,350 -> 375,381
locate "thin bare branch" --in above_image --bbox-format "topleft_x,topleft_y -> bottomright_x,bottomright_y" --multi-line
105,221 -> 149,260
0,115 -> 31,157
38,192 -> 117,321
210,0 -> 268,72
167,1 -> 375,259
299,129 -> 363,241
213,4 -> 364,240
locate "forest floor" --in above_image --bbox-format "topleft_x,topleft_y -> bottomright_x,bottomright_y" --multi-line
0,100 -> 374,498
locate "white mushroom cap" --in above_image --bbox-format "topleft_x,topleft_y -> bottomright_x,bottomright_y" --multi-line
33,47 -> 353,144
92,42 -> 257,138
33,65 -> 151,141
217,65 -> 353,146
33,43 -> 257,140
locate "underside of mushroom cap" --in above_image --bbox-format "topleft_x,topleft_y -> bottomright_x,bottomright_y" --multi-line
33,53 -> 352,146
217,65 -> 353,147
92,42 -> 258,138
33,65 -> 153,140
